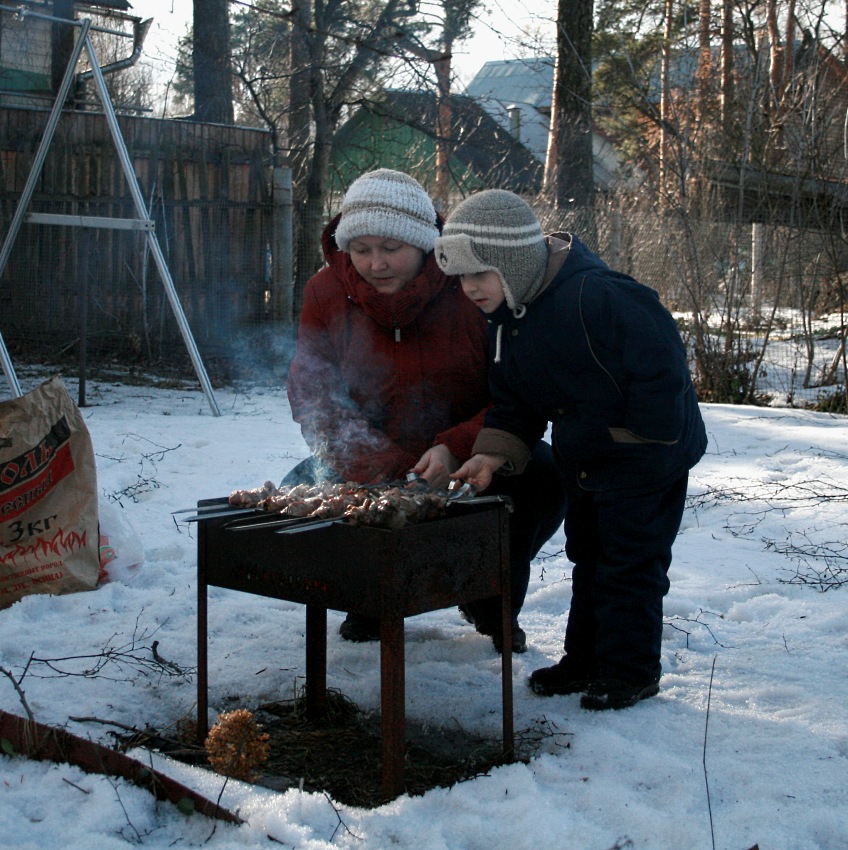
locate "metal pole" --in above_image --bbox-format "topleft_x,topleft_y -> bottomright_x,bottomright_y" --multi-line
78,228 -> 89,407
0,333 -> 22,398
0,19 -> 92,398
81,31 -> 221,416
1,17 -> 222,414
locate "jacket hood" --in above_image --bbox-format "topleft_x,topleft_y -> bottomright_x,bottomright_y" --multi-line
485,232 -> 611,362
553,233 -> 610,278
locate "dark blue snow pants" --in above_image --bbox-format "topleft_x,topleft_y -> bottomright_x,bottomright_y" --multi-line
479,440 -> 568,618
562,472 -> 690,683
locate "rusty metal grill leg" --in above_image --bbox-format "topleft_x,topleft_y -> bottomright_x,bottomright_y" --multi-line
380,613 -> 405,798
501,606 -> 514,759
305,605 -> 328,718
197,587 -> 208,741
197,526 -> 209,743
500,507 -> 514,759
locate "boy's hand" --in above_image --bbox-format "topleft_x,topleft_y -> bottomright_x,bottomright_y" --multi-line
451,453 -> 507,493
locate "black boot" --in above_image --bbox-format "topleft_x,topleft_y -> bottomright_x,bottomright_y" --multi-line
580,677 -> 660,710
528,656 -> 592,696
458,604 -> 527,653
339,613 -> 381,642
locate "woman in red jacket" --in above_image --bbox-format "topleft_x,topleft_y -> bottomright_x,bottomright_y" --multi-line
285,169 -> 566,648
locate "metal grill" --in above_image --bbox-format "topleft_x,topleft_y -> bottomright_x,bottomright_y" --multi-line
194,495 -> 514,798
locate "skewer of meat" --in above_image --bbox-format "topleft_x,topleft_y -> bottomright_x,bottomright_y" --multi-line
227,481 -> 279,507
228,480 -> 450,529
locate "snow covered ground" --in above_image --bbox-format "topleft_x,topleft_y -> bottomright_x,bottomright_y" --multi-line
1,370 -> 846,850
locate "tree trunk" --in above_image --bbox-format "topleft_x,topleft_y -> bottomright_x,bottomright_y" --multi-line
288,0 -> 316,317
391,31 -> 455,209
50,0 -> 74,102
434,52 -> 453,209
766,0 -> 782,118
784,0 -> 796,87
193,0 -> 234,123
546,0 -> 594,209
297,78 -> 333,319
720,0 -> 734,124
660,0 -> 673,199
697,0 -> 712,118
542,51 -> 559,198
289,0 -> 312,192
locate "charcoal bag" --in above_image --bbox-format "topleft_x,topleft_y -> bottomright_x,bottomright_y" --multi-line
0,377 -> 100,609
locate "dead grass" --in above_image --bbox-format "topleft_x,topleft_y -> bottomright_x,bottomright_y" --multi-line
149,689 -> 568,808
249,690 -> 511,806
163,690 -> 516,806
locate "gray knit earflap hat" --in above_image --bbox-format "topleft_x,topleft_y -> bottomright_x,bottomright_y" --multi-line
434,190 -> 549,312
334,169 -> 440,253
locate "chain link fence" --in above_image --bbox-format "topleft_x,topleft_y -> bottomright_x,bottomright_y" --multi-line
533,201 -> 848,409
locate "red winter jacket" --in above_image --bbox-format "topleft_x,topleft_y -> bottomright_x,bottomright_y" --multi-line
286,215 -> 490,484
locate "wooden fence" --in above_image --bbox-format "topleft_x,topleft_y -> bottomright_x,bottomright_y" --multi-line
0,106 -> 274,379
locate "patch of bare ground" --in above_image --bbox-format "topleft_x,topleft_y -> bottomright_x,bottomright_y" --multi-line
247,691 -> 510,806
156,690 -> 567,807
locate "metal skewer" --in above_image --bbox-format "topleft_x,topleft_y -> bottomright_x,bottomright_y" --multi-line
275,517 -> 346,534
225,513 -> 331,532
172,503 -> 233,515
177,507 -> 261,522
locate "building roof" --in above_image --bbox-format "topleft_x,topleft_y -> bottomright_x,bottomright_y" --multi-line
464,58 -> 555,112
82,1 -> 132,10
333,90 -> 543,194
463,58 -> 554,164
461,57 -> 637,192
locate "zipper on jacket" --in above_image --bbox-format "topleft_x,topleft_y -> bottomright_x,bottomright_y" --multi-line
394,321 -> 401,342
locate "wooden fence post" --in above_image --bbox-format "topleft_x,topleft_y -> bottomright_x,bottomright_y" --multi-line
751,222 -> 764,320
271,166 -> 294,325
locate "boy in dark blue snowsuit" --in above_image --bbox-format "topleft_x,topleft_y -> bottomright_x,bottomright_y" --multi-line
435,190 -> 707,710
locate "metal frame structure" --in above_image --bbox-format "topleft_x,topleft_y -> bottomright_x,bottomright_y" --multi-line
0,11 -> 221,415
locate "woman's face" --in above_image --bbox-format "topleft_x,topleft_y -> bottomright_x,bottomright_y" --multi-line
460,271 -> 506,313
348,236 -> 426,294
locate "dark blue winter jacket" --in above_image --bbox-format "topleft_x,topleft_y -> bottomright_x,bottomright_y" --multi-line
483,235 -> 707,492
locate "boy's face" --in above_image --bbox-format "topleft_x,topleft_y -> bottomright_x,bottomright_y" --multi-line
348,236 -> 425,294
460,271 -> 505,313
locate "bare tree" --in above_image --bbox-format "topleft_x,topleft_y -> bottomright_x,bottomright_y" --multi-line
393,0 -> 482,207
184,0 -> 499,324
287,0 -> 430,312
272,0 -> 481,313
435,0 -> 484,197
